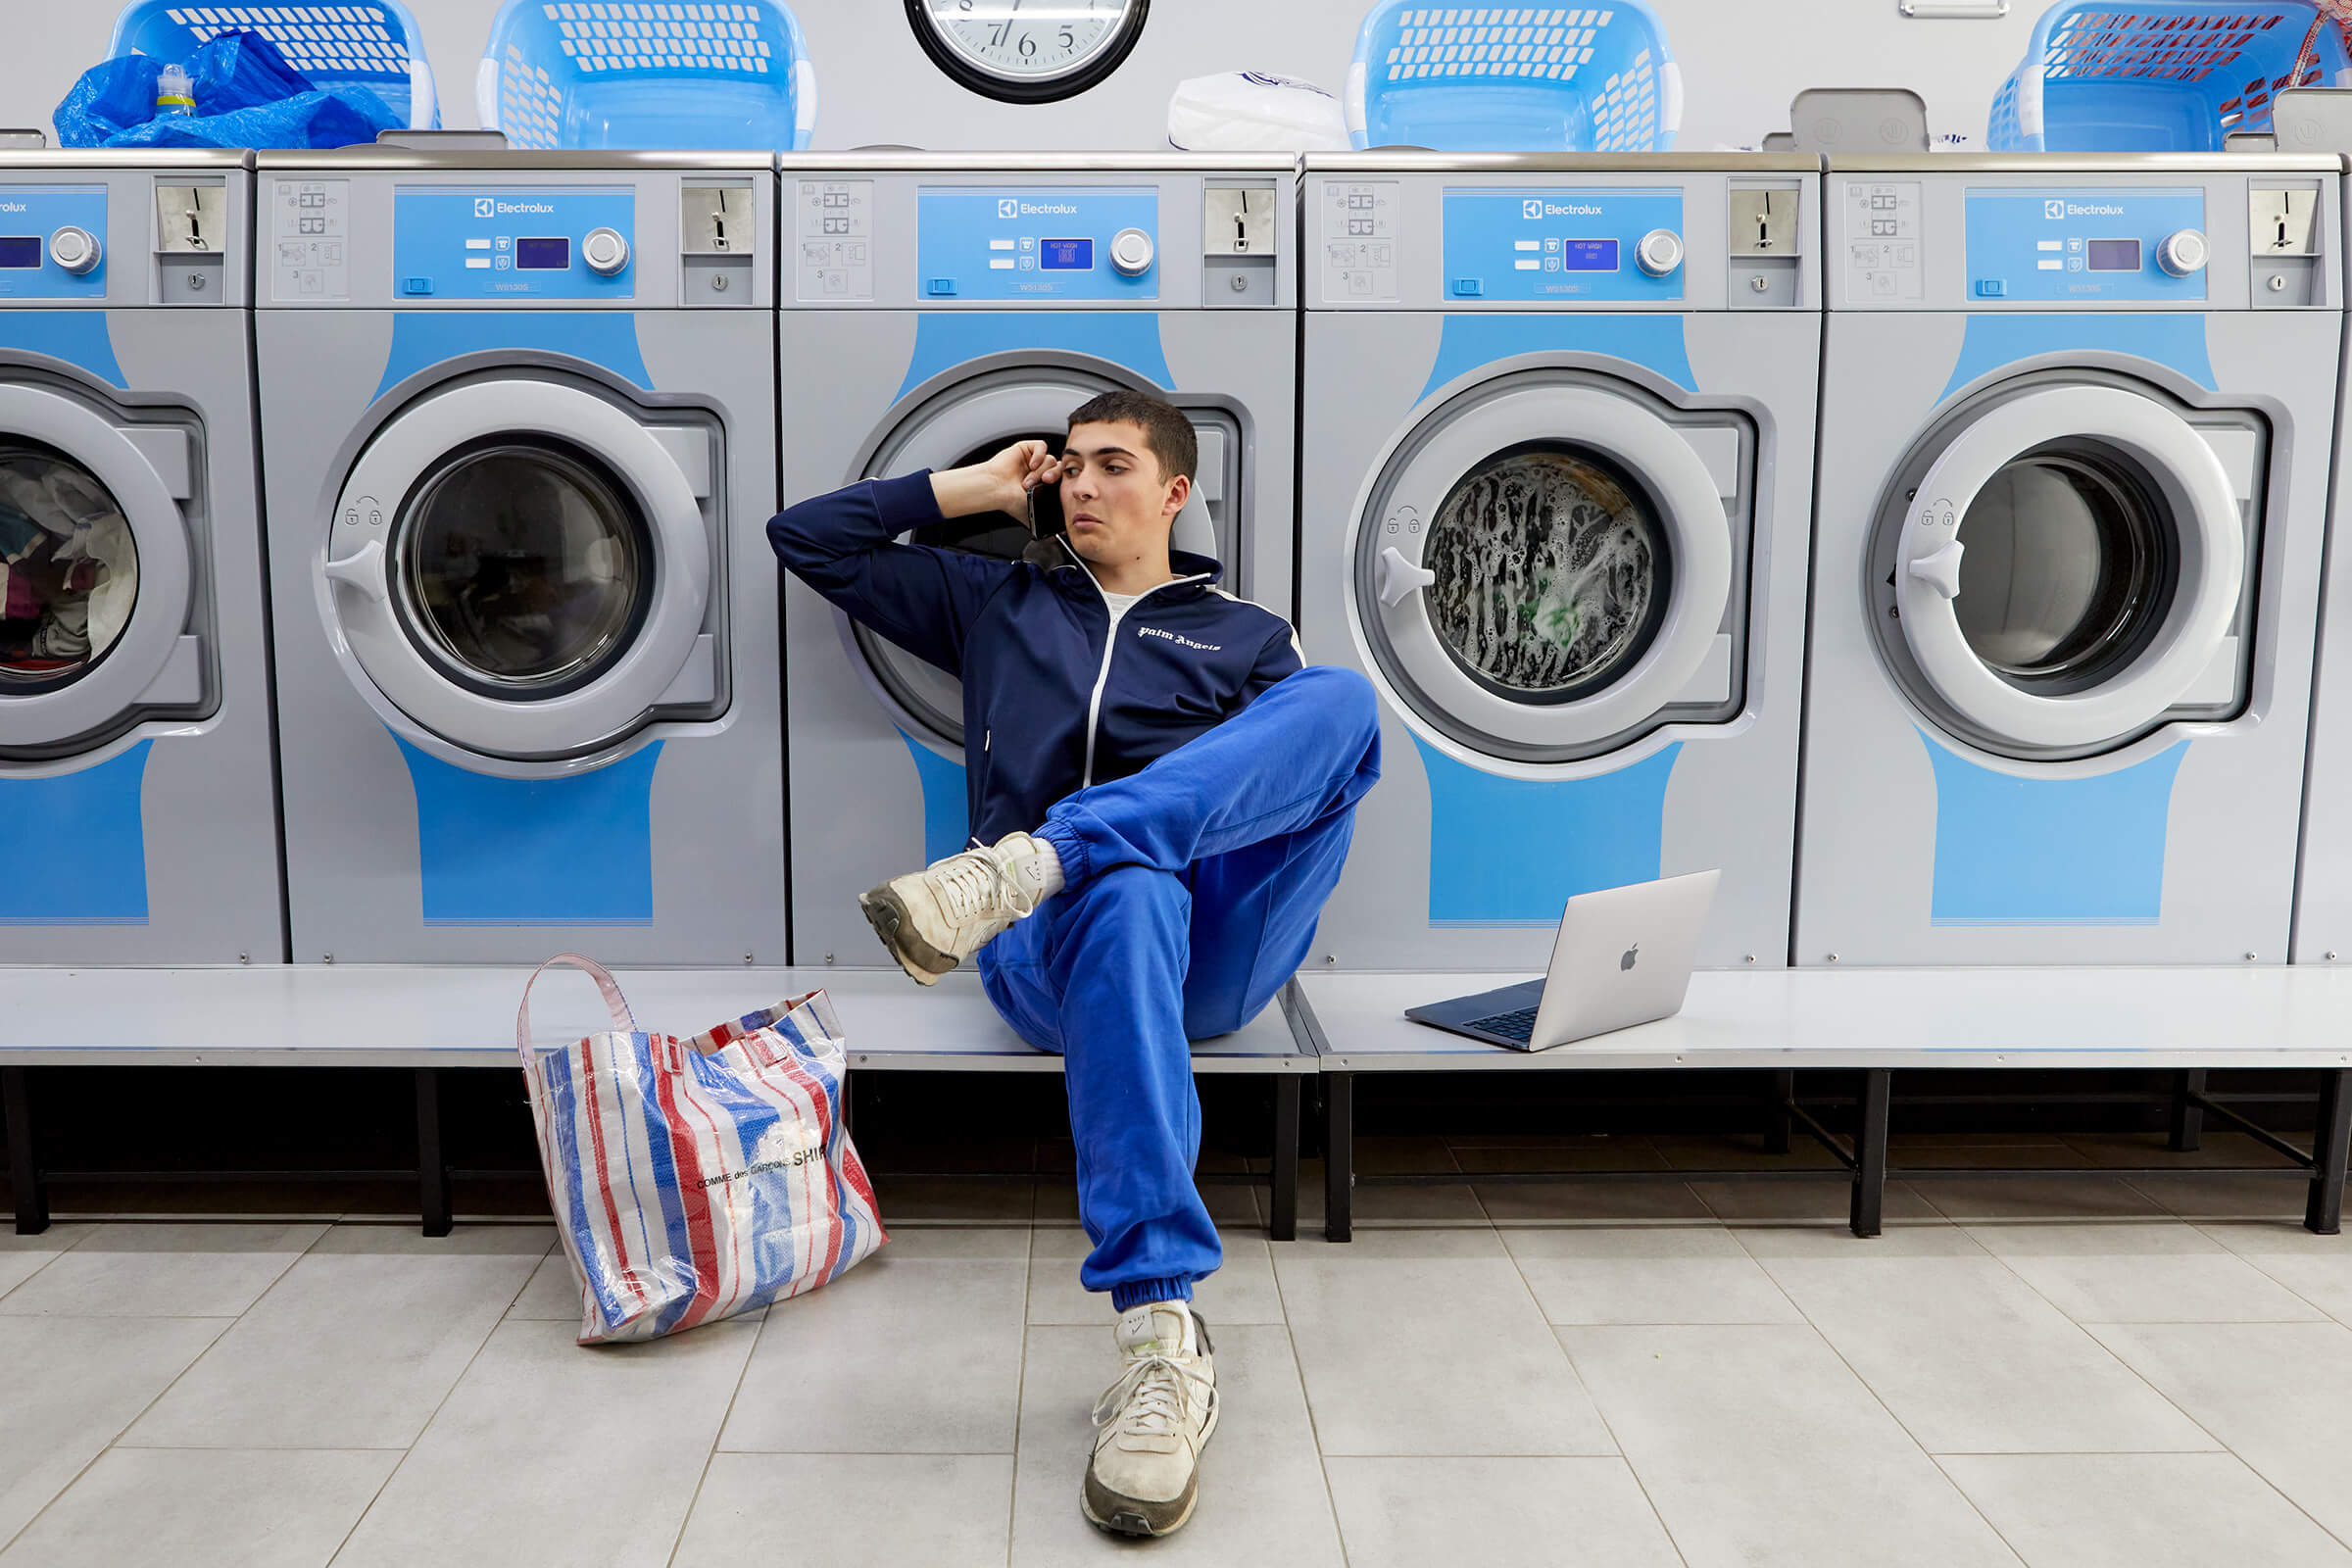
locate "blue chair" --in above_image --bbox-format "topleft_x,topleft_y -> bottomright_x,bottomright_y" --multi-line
106,0 -> 440,129
1345,1 -> 1680,152
1988,0 -> 2352,151
476,0 -> 817,151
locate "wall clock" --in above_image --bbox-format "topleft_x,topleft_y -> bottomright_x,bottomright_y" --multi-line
906,0 -> 1151,104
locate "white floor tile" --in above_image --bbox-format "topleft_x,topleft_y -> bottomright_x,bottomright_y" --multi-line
1008,1323 -> 1342,1566
505,1250 -> 583,1322
2086,1320 -> 2352,1543
0,1315 -> 230,1544
2127,1173 -> 2315,1220
0,1224 -> 324,1319
119,1225 -> 551,1449
1270,1229 -> 1615,1456
1323,1456 -> 1683,1568
1910,1176 -> 2168,1222
0,1447 -> 397,1568
0,1226 -> 99,1303
1939,1451 -> 2352,1568
1962,1221 -> 2328,1324
2194,1221 -> 2352,1324
718,1228 -> 1027,1454
1749,1238 -> 2216,1453
673,1452 -> 1013,1568
1559,1324 -> 2021,1568
1688,1178 -> 1940,1224
1025,1227 -> 1284,1326
331,1315 -> 759,1568
1476,1179 -> 1717,1224
1503,1224 -> 1804,1325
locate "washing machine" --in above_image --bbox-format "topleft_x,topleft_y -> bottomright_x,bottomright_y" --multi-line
1797,154 -> 2340,966
0,148 -> 281,965
778,154 -> 1296,966
1298,152 -> 1822,970
257,147 -> 779,964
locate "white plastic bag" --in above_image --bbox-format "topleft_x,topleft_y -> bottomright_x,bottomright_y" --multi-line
1167,72 -> 1351,152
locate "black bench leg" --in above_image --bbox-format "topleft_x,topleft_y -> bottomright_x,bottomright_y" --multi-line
2306,1068 -> 2351,1236
4,1066 -> 47,1236
2169,1069 -> 2208,1152
1850,1068 -> 1890,1239
1764,1068 -> 1794,1155
1270,1074 -> 1300,1243
416,1068 -> 452,1239
1324,1070 -> 1353,1243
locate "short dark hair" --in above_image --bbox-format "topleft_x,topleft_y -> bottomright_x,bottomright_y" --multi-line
1064,388 -> 1197,485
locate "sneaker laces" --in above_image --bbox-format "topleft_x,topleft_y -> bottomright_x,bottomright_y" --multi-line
931,844 -> 1036,925
1092,1349 -> 1211,1444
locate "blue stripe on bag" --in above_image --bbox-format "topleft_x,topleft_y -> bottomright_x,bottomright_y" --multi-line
540,1050 -> 629,1332
630,1033 -> 700,1338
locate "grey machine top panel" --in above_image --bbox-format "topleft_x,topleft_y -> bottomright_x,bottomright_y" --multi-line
0,156 -> 251,310
1300,156 -> 1820,312
256,150 -> 773,310
781,157 -> 1296,312
1825,158 -> 2342,312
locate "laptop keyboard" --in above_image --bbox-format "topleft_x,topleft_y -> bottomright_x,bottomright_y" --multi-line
1466,1005 -> 1539,1044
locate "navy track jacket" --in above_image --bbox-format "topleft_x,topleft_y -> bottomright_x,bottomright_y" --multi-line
769,471 -> 1303,847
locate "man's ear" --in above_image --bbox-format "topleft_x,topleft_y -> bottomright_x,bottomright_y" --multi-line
1162,471 -> 1192,520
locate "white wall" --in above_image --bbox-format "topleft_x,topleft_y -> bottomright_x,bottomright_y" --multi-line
2,1 -> 2044,154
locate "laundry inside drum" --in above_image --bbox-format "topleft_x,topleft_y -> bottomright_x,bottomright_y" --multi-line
1421,445 -> 1668,701
0,443 -> 140,686
394,440 -> 653,694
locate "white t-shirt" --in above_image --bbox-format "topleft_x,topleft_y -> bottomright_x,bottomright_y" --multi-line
1099,588 -> 1149,631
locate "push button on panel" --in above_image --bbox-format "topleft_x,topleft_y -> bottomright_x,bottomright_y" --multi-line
926,276 -> 956,297
1975,277 -> 2006,297
48,226 -> 100,275
1451,277 -> 1484,297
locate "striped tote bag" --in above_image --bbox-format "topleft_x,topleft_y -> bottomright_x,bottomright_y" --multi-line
514,955 -> 888,1345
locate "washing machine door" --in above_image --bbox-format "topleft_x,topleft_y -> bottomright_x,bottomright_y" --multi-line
324,379 -> 711,760
0,382 -> 197,757
1355,379 -> 1739,763
1890,384 -> 2242,753
855,366 -> 1227,749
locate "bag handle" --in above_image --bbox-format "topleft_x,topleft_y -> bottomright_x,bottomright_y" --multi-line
514,953 -> 638,1071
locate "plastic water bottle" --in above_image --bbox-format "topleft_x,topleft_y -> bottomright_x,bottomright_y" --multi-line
155,63 -> 195,118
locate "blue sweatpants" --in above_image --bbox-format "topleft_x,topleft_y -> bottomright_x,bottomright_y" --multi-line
975,664 -> 1382,1310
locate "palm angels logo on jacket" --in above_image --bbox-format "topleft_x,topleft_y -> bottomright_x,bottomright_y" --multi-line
1137,624 -> 1223,653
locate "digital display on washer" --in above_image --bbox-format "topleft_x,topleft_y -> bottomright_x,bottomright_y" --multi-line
2085,238 -> 2141,272
515,236 -> 569,270
0,237 -> 38,270
1559,238 -> 1619,271
1039,237 -> 1094,270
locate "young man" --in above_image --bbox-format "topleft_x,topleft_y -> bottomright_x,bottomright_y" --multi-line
769,388 -> 1380,1538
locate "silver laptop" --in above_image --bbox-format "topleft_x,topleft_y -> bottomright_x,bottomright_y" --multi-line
1406,870 -> 1721,1051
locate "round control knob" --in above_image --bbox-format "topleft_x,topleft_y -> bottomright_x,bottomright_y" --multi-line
48,226 -> 100,275
1109,227 -> 1154,276
1635,228 -> 1684,277
2157,228 -> 2209,277
582,226 -> 630,275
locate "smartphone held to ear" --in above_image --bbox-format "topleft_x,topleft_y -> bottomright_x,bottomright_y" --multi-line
1025,472 -> 1066,540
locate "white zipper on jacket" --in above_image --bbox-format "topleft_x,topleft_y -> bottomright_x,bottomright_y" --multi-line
1068,557 -> 1209,789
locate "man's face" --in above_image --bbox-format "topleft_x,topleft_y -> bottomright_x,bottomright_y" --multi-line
1055,419 -> 1189,566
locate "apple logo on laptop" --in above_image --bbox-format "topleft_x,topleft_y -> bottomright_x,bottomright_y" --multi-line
1620,943 -> 1639,972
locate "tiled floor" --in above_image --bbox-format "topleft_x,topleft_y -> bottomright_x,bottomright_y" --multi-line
4,1130 -> 2351,1567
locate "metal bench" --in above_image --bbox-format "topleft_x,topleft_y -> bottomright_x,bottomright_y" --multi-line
1292,967 -> 2352,1242
1,966 -> 1316,1240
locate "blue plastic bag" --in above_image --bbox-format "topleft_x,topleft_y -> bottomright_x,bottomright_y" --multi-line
54,29 -> 398,150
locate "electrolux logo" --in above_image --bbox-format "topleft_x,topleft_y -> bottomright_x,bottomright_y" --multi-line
494,200 -> 556,215
0,202 -> 25,214
999,198 -> 1018,218
1139,625 -> 1221,652
2045,199 -> 2125,218
1524,199 -> 1604,218
1015,200 -> 1079,216
474,197 -> 496,218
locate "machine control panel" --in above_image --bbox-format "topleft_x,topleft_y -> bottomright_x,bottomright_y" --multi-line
1439,187 -> 1687,303
913,185 -> 1159,301
0,185 -> 109,301
1319,178 -> 1400,301
385,185 -> 637,300
1961,186 -> 2207,303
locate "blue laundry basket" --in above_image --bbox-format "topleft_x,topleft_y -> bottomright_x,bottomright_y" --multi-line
477,0 -> 816,151
1987,1 -> 2352,151
1345,2 -> 1680,152
105,0 -> 440,129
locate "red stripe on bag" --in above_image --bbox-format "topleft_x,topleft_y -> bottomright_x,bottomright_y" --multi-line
650,1046 -> 726,1332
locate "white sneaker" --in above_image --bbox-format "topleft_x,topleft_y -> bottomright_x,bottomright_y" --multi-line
857,830 -> 1063,985
1083,1299 -> 1218,1538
